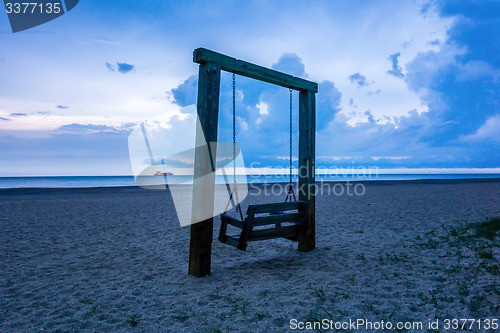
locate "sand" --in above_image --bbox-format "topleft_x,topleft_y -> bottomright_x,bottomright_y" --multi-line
1,179 -> 499,332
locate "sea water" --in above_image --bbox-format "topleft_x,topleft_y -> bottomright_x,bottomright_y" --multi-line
0,174 -> 499,189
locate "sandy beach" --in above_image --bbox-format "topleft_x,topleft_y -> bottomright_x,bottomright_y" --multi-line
1,179 -> 499,332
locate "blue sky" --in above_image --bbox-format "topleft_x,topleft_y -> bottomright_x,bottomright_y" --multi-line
0,0 -> 499,176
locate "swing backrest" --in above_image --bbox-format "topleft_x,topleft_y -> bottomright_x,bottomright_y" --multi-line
245,201 -> 304,226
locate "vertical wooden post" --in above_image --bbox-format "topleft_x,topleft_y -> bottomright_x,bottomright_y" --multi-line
188,62 -> 221,277
298,89 -> 316,251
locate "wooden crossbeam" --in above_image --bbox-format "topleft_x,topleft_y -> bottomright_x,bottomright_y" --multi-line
193,48 -> 318,93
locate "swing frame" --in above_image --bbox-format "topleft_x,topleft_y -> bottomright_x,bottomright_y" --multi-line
189,48 -> 317,277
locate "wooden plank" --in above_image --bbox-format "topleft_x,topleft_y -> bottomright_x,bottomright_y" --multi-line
223,235 -> 243,249
224,215 -> 244,229
252,212 -> 302,226
194,48 -> 318,93
238,214 -> 252,250
247,201 -> 304,214
218,214 -> 229,243
188,62 -> 221,277
246,225 -> 299,242
298,90 -> 316,251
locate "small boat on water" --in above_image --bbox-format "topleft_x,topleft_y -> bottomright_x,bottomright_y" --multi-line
154,171 -> 173,176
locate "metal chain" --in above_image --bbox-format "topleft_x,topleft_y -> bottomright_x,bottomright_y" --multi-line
285,88 -> 296,202
289,88 -> 293,185
232,74 -> 243,217
285,89 -> 297,202
233,73 -> 237,188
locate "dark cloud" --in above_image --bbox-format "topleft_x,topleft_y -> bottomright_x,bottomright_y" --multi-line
117,62 -> 135,74
359,0 -> 500,167
0,117 -> 11,121
348,73 -> 368,87
171,75 -> 197,107
364,110 -> 375,124
386,52 -> 405,78
316,80 -> 342,131
317,3 -> 500,169
9,113 -> 27,117
105,62 -> 135,74
404,16 -> 499,148
57,105 -> 69,109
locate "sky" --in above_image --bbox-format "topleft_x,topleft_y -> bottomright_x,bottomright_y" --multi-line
0,0 -> 499,176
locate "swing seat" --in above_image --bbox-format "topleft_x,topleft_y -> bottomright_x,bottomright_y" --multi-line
219,201 -> 305,250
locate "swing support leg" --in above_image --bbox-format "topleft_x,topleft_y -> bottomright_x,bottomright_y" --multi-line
188,62 -> 221,277
298,90 -> 316,252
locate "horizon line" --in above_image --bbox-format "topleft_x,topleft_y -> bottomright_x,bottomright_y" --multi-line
1,167 -> 500,177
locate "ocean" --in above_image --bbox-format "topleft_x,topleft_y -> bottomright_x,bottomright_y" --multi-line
0,174 -> 499,189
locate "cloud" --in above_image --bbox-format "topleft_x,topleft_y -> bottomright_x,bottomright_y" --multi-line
427,39 -> 440,46
1,117 -> 11,121
169,52 -> 341,166
327,1 -> 497,168
271,53 -> 306,78
1,0 -> 498,174
405,44 -> 462,92
316,108 -> 471,168
105,62 -> 135,74
0,129 -> 134,176
461,115 -> 500,144
316,80 -> 342,130
403,8 -> 499,147
456,60 -> 500,81
38,111 -> 51,115
57,105 -> 70,109
170,75 -> 197,107
105,62 -> 115,72
348,73 -> 368,87
386,52 -> 405,78
117,62 -> 135,74
56,123 -> 135,134
9,113 -> 27,117
364,110 -> 375,124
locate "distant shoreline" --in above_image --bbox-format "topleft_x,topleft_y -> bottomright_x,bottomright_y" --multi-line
1,177 -> 499,192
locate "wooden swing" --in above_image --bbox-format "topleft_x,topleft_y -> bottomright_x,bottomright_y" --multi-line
218,74 -> 304,250
189,48 -> 316,277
